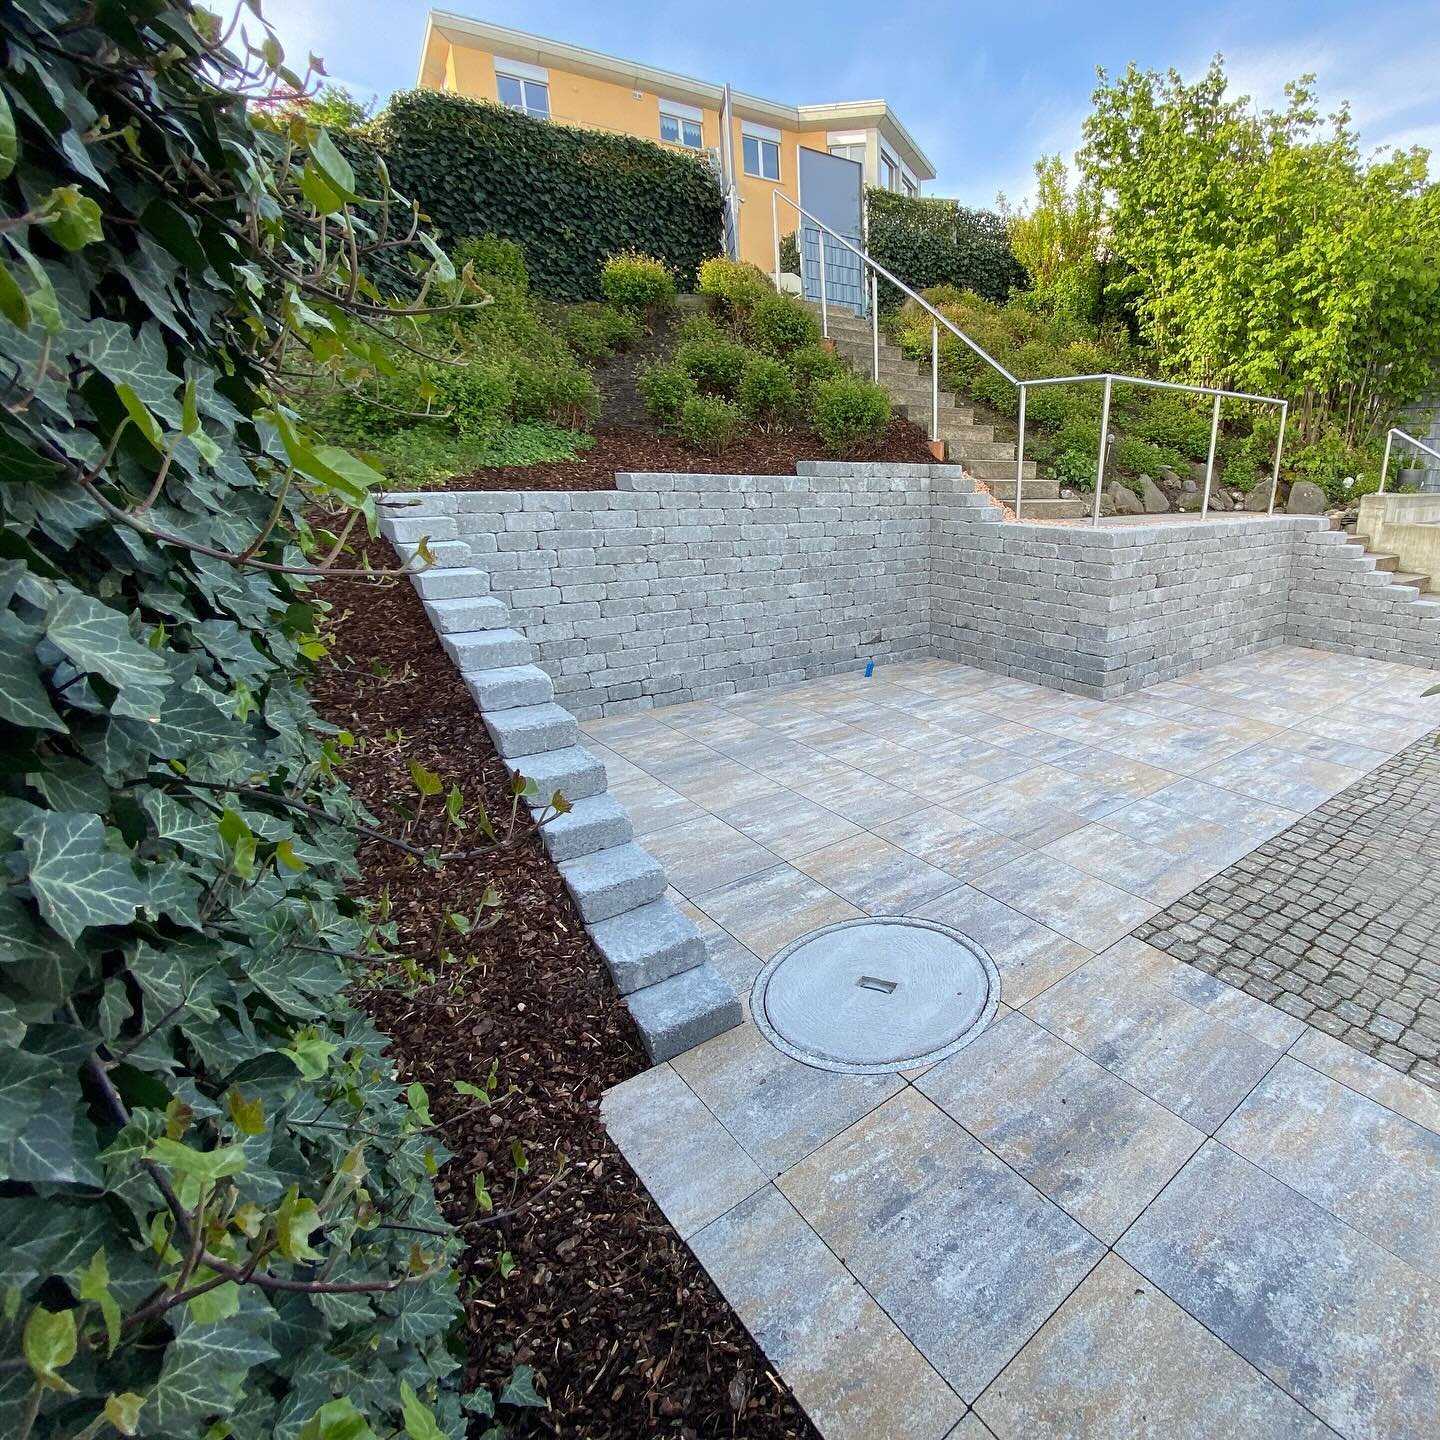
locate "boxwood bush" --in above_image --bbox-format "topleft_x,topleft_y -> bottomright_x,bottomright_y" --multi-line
599,251 -> 676,312
810,375 -> 893,453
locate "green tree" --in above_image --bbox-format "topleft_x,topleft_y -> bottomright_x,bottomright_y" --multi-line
1002,155 -> 1104,321
1079,58 -> 1440,444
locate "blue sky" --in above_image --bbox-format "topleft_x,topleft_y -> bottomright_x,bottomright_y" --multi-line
263,0 -> 1440,204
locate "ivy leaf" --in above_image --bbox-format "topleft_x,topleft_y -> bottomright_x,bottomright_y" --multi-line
146,1136 -> 247,1182
498,1364 -> 547,1410
45,590 -> 170,694
42,185 -> 104,250
296,1398 -> 377,1440
115,380 -> 166,451
0,258 -> 30,330
23,1304 -> 78,1392
400,1381 -> 447,1440
408,759 -> 442,797
0,86 -> 15,179
0,626 -> 66,732
226,1089 -> 266,1136
17,810 -> 147,943
104,1393 -> 146,1436
0,1048 -> 62,1144
76,1248 -> 122,1356
406,1081 -> 433,1127
146,1319 -> 278,1430
276,1186 -> 325,1262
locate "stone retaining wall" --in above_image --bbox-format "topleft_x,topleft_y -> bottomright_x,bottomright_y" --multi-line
931,492 -> 1300,697
381,467 -> 1440,716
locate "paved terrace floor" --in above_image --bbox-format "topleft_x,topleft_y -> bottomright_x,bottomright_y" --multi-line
589,646 -> 1440,1440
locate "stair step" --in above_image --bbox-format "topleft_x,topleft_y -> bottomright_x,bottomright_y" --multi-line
1007,497 -> 1090,520
984,479 -> 1062,501
966,458 -> 1039,480
1390,571 -> 1430,589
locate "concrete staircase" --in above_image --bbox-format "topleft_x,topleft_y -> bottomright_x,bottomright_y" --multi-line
1342,533 -> 1434,594
809,305 -> 1088,520
1336,532 -> 1428,593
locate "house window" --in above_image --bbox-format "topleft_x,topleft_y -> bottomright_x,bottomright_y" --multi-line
743,133 -> 780,180
659,101 -> 703,150
902,172 -> 918,197
829,143 -> 864,165
880,150 -> 900,190
495,59 -> 550,120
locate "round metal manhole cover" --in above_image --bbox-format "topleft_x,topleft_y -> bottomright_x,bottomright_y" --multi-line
752,917 -> 999,1074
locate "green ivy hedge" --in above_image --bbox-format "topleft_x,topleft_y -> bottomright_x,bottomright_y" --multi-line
0,7 -> 521,1438
866,188 -> 1027,307
370,91 -> 724,301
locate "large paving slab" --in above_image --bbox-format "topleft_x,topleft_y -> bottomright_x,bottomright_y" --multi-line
597,648 -> 1440,1440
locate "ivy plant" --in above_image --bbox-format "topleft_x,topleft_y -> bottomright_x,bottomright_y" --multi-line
0,4 -> 531,1437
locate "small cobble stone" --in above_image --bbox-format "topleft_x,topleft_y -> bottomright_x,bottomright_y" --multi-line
1134,725 -> 1440,1092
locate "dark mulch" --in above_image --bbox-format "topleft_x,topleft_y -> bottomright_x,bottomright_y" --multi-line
589,310 -> 680,429
449,417 -> 938,491
309,542 -> 817,1440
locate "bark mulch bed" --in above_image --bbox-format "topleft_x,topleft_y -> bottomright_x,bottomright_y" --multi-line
448,417 -> 938,491
309,541 -> 818,1440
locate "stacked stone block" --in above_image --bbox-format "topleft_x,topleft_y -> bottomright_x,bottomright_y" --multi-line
380,502 -> 741,1064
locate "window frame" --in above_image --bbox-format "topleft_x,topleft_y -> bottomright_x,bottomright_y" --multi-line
495,60 -> 550,120
742,132 -> 781,181
659,105 -> 704,150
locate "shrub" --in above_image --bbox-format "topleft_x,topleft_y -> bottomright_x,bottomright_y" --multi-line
373,89 -> 723,299
600,250 -> 677,311
454,230 -> 528,288
866,188 -> 1028,305
559,301 -> 641,362
511,355 -> 601,427
1133,390 -> 1214,460
680,394 -> 743,451
677,310 -> 727,346
810,374 -> 893,454
677,335 -> 752,396
1112,434 -> 1170,477
788,342 -> 846,390
0,7 -> 517,1437
748,294 -> 821,356
433,357 -> 516,441
697,256 -> 775,315
780,230 -> 801,275
638,361 -> 697,426
738,356 -> 799,426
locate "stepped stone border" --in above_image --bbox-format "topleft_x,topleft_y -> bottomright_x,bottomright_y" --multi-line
377,503 -> 742,1064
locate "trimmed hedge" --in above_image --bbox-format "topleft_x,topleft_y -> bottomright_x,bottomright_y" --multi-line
866,188 -> 1027,306
371,91 -> 724,300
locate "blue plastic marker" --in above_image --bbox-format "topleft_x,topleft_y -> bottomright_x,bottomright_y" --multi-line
863,660 -> 875,678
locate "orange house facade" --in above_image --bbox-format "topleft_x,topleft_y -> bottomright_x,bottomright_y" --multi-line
417,13 -> 937,272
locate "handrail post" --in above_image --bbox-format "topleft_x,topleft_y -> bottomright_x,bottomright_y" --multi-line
1015,383 -> 1027,520
931,322 -> 939,443
1092,375 -> 1113,527
771,190 -> 781,289
818,233 -> 829,339
1380,428 -> 1394,496
871,272 -> 880,381
1268,402 -> 1287,515
1201,393 -> 1222,518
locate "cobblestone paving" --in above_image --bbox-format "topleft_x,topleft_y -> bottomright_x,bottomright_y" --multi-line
1135,727 -> 1440,1089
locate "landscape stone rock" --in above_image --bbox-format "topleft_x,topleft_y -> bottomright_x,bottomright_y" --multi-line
1107,481 -> 1143,515
1138,475 -> 1171,514
1177,490 -> 1205,512
1157,466 -> 1182,486
1287,480 -> 1328,515
1244,483 -> 1275,512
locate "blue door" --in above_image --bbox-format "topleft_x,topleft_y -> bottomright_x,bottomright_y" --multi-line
798,147 -> 866,315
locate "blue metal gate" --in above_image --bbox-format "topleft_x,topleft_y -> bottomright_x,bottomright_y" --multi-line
797,147 -> 866,315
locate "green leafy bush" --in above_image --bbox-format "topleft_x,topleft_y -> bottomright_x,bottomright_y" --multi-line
866,188 -> 1027,306
788,343 -> 847,391
810,375 -> 893,454
638,361 -> 697,426
1112,434 -> 1170,477
0,7 -> 541,1437
600,251 -> 676,311
679,395 -> 743,451
478,421 -> 593,466
677,311 -> 727,346
510,356 -> 601,428
677,336 -> 752,396
453,231 -> 529,288
738,357 -> 799,426
373,90 -> 723,300
697,257 -> 775,315
748,295 -> 821,356
559,302 -> 641,362
1132,390 -> 1214,460
433,358 -> 516,441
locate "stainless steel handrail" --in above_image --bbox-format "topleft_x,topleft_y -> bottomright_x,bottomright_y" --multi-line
771,190 -> 1290,524
1379,428 -> 1440,493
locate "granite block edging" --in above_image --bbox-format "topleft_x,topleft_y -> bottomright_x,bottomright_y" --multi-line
375,499 -> 742,1064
